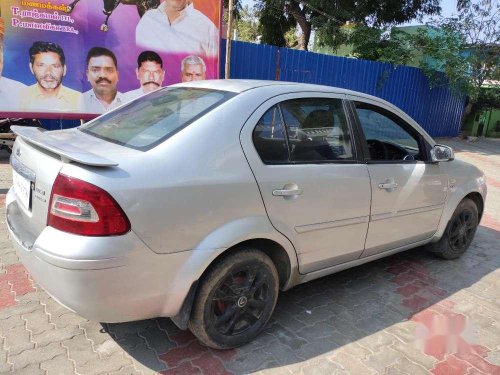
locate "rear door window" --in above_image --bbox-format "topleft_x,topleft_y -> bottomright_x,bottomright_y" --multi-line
252,97 -> 354,164
281,98 -> 354,162
252,105 -> 289,163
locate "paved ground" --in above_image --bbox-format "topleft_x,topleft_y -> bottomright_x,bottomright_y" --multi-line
0,138 -> 499,375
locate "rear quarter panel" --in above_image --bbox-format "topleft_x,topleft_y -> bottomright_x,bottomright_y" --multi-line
62,93 -> 284,256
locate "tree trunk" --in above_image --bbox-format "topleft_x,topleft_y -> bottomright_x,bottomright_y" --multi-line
286,1 -> 311,50
463,101 -> 473,117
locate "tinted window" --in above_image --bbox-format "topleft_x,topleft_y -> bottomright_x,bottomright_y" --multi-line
80,88 -> 232,151
281,98 -> 354,162
253,105 -> 289,163
355,103 -> 422,161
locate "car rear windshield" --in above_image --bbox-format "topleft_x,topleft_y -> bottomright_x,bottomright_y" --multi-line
79,87 -> 234,151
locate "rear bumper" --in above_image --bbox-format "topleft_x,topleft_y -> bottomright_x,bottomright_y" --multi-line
6,188 -> 195,323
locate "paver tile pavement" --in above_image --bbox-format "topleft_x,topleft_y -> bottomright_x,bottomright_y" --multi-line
0,138 -> 499,374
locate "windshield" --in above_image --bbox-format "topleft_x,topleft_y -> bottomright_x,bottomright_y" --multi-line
80,87 -> 233,151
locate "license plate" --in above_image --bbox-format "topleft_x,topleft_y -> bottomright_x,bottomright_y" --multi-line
13,170 -> 31,209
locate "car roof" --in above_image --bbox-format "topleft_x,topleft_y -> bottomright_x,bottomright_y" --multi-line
172,79 -> 396,111
173,79 -> 366,96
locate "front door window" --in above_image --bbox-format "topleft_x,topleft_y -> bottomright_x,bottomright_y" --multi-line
355,103 -> 423,162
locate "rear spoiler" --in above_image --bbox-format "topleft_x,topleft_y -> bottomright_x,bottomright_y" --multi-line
11,126 -> 118,167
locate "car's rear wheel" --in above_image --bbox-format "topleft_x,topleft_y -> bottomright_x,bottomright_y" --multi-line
426,198 -> 479,260
188,248 -> 279,349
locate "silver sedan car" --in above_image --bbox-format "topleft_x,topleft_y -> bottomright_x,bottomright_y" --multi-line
6,80 -> 487,349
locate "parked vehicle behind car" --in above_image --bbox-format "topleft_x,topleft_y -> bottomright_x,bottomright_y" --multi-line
6,80 -> 487,349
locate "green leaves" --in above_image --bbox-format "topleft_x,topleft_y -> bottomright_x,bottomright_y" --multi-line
413,1 -> 499,103
252,0 -> 442,51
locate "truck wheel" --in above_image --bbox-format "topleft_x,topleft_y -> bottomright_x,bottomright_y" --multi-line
188,248 -> 279,349
426,198 -> 479,260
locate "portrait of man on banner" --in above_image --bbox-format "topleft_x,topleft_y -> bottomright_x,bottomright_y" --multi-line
83,47 -> 124,114
181,55 -> 206,82
124,50 -> 165,102
136,0 -> 219,57
20,41 -> 82,112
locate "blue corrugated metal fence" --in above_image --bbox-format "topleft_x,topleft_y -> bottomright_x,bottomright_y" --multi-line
221,40 -> 465,137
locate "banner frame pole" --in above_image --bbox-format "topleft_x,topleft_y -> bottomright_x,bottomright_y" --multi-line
225,0 -> 234,79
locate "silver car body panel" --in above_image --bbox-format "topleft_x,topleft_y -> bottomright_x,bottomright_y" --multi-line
431,159 -> 486,240
362,163 -> 447,256
7,190 -> 197,322
5,80 -> 486,324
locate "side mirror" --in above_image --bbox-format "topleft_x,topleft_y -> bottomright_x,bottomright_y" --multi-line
431,144 -> 454,162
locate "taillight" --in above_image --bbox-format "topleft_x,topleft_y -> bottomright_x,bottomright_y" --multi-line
47,174 -> 131,236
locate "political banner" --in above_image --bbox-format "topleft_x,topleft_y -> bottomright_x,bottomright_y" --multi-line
0,0 -> 221,118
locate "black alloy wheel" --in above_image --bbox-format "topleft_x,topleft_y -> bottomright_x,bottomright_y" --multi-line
448,208 -> 476,252
212,266 -> 269,336
189,249 -> 279,349
425,198 -> 479,260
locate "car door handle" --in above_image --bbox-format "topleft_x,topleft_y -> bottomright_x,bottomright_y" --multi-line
272,188 -> 303,196
378,182 -> 398,190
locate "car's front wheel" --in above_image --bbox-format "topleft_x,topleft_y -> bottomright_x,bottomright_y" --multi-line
426,198 -> 479,260
188,248 -> 279,349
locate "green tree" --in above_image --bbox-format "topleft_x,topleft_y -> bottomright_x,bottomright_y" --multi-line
412,0 -> 499,113
345,26 -> 414,65
256,1 -> 296,47
256,0 -> 441,51
234,5 -> 260,43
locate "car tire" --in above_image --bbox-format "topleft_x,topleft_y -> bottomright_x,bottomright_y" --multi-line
188,248 -> 279,349
425,198 -> 479,260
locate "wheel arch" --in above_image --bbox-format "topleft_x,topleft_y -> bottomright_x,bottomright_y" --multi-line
190,216 -> 299,289
199,238 -> 292,290
171,237 -> 296,330
433,188 -> 486,242
170,217 -> 300,330
464,192 -> 484,222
